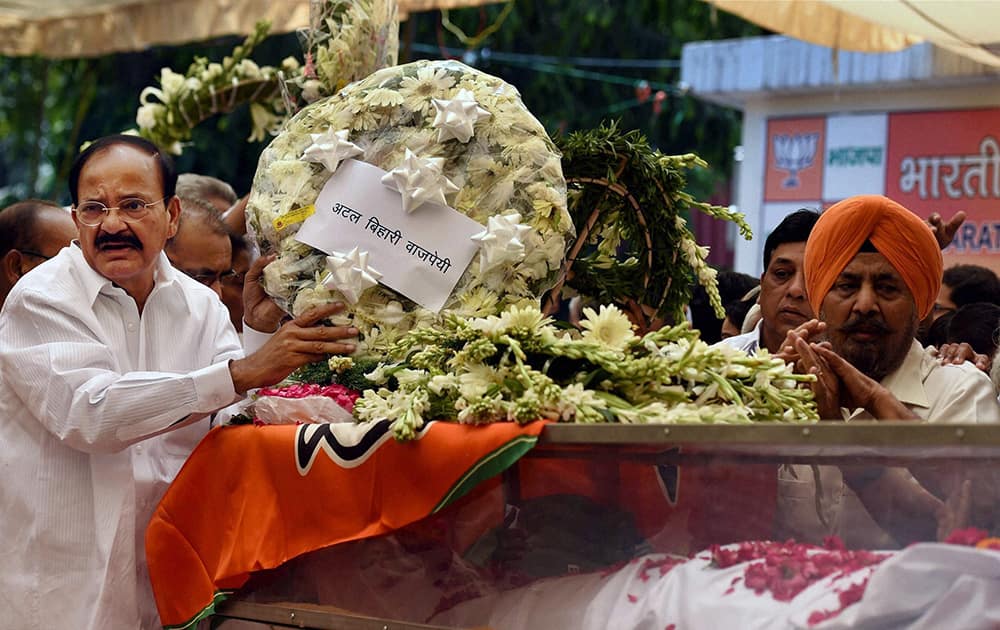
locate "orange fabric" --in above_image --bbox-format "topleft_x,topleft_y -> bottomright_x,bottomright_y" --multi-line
145,420 -> 544,629
804,194 -> 942,319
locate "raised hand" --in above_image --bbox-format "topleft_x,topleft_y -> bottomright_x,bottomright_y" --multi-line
229,302 -> 357,393
926,210 -> 965,250
774,318 -> 827,363
242,254 -> 287,333
787,333 -> 841,420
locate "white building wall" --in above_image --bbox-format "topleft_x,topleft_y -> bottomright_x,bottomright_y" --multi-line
734,83 -> 1000,276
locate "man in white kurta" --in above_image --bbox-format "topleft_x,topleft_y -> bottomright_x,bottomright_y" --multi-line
0,245 -> 247,628
0,134 -> 357,629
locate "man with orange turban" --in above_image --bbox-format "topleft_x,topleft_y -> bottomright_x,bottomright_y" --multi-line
777,194 -> 1000,548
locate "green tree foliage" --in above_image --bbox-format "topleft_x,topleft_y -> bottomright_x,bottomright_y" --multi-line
0,0 -> 758,206
0,33 -> 301,206
401,0 -> 760,196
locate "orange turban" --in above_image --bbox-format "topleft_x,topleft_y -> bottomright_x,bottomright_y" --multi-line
803,195 -> 942,319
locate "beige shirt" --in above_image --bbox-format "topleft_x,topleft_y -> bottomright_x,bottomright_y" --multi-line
775,339 -> 1000,548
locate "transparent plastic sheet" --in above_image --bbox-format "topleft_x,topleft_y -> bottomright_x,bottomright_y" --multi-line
218,444 -> 1000,629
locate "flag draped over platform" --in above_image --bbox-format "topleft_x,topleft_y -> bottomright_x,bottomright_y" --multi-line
145,420 -> 544,629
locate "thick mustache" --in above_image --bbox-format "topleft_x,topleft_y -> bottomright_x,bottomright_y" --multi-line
840,316 -> 890,335
95,233 -> 142,249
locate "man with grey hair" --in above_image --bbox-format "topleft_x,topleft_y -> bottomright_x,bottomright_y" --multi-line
176,172 -> 238,214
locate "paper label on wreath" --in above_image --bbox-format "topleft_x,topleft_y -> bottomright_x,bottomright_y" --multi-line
294,159 -> 482,312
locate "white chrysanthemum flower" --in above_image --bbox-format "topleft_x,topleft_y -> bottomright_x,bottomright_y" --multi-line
398,65 -> 455,117
350,109 -> 379,132
268,159 -> 313,193
528,182 -> 567,223
281,56 -> 301,73
458,364 -> 502,399
374,301 -> 408,326
502,137 -> 551,166
290,285 -> 338,317
363,87 -> 405,108
411,308 -> 437,329
519,232 -> 564,280
579,304 -> 637,350
458,287 -> 500,317
498,304 -> 549,331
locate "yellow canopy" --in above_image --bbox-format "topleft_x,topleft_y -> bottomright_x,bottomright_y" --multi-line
707,0 -> 1000,66
0,0 -> 502,58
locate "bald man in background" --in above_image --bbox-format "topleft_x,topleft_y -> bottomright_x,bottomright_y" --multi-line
777,194 -> 1000,548
0,199 -> 78,308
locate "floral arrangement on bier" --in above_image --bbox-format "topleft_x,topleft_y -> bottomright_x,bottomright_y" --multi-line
246,59 -> 575,360
352,303 -> 818,439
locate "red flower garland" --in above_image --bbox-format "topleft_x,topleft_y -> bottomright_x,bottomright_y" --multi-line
257,383 -> 361,412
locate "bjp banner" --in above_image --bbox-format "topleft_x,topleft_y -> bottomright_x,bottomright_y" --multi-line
886,108 -> 1000,272
761,108 -> 1000,275
145,420 -> 544,629
764,117 -> 825,202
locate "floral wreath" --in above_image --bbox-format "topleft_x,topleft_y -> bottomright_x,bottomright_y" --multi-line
554,123 -> 751,326
246,59 -> 575,362
132,0 -> 746,348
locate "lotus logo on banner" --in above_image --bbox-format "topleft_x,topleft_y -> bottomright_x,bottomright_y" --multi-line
773,132 -> 820,188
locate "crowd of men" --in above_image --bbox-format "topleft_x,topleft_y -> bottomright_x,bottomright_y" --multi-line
1,133 -> 999,628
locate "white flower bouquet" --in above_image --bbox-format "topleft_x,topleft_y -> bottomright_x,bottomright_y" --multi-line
246,59 -> 575,359
353,303 -> 818,439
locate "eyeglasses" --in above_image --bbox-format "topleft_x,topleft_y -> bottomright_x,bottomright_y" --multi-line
180,268 -> 238,287
17,249 -> 53,261
75,197 -> 167,227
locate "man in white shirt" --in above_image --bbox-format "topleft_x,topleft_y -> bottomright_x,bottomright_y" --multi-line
721,209 -> 819,355
0,134 -> 356,629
